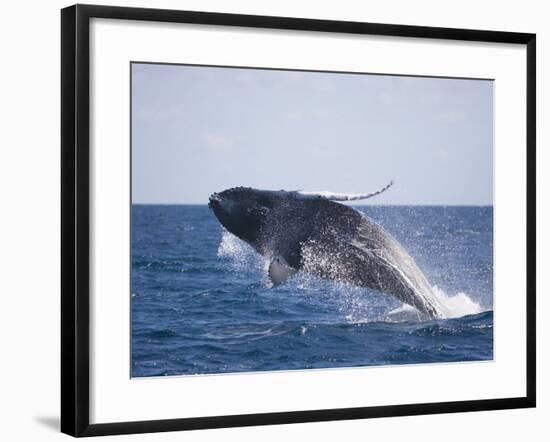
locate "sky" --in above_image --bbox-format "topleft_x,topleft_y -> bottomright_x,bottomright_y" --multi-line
131,63 -> 493,205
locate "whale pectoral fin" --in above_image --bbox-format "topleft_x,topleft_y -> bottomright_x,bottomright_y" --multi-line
268,256 -> 298,285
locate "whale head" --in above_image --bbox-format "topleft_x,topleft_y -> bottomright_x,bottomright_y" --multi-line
208,187 -> 283,246
208,181 -> 395,251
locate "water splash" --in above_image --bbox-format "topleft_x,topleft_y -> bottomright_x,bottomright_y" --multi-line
431,285 -> 483,318
216,230 -> 484,323
274,271 -> 400,324
386,287 -> 484,322
217,229 -> 269,280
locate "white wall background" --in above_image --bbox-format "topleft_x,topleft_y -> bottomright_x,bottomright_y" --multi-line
0,0 -> 545,440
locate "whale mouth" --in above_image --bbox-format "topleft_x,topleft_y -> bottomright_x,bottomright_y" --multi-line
208,193 -> 221,209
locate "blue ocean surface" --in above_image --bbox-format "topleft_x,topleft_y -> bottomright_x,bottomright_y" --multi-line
131,205 -> 493,377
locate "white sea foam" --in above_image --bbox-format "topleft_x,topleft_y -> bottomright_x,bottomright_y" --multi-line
387,303 -> 425,322
387,286 -> 484,322
431,285 -> 484,319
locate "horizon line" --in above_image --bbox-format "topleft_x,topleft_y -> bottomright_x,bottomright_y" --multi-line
131,202 -> 494,207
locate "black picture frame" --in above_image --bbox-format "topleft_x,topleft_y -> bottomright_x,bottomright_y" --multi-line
61,4 -> 536,437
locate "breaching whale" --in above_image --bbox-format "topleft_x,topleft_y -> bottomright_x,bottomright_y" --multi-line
208,183 -> 446,319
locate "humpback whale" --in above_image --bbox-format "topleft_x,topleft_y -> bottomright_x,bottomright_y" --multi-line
208,183 -> 446,319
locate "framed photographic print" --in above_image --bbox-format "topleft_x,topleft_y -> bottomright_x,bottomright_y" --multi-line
61,4 -> 536,437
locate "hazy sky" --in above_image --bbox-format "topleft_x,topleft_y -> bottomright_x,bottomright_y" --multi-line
132,63 -> 493,205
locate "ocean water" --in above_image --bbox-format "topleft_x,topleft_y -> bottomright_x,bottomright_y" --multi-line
131,205 -> 493,377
